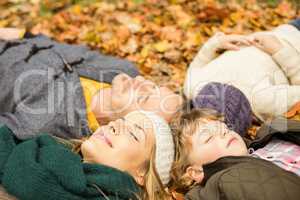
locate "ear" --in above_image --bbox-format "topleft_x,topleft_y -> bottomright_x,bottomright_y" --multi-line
186,165 -> 204,183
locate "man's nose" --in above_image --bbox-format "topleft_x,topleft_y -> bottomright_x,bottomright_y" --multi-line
134,76 -> 145,82
119,73 -> 132,82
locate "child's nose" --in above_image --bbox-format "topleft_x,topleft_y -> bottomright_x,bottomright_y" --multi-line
216,133 -> 225,139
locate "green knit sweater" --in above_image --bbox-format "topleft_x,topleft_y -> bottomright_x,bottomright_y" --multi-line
0,124 -> 139,200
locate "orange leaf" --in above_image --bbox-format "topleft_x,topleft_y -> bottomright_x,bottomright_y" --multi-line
171,191 -> 184,200
285,101 -> 300,118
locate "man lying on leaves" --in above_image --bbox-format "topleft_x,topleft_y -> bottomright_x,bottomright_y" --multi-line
0,28 -> 183,140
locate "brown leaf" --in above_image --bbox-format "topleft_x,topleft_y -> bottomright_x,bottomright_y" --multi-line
3,0 -> 298,96
248,125 -> 260,139
115,12 -> 142,33
120,37 -> 138,54
116,25 -> 131,43
160,26 -> 183,42
164,50 -> 181,63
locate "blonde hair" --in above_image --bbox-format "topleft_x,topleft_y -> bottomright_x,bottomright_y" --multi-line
142,144 -> 172,200
170,108 -> 224,194
54,137 -> 171,200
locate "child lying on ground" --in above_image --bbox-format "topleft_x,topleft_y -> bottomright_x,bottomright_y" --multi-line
184,18 -> 300,122
171,84 -> 300,200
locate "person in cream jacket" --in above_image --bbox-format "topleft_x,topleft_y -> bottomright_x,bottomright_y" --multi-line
184,21 -> 300,121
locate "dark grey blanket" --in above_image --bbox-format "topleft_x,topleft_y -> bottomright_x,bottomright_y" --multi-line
0,35 -> 138,139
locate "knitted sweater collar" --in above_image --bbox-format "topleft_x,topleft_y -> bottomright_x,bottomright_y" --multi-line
0,125 -> 140,200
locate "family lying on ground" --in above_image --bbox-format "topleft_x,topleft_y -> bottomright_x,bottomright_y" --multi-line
0,18 -> 299,200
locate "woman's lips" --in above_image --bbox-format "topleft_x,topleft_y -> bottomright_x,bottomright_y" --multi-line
227,137 -> 237,148
93,131 -> 113,148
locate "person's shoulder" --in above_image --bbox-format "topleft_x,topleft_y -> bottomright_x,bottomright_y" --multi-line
220,156 -> 299,181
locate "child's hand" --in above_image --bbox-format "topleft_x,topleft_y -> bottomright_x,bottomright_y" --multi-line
216,32 -> 252,52
251,34 -> 283,55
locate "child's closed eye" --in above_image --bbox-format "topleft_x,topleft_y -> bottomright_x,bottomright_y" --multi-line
204,136 -> 213,143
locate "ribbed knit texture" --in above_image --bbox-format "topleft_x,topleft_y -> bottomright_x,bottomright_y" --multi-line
0,124 -> 139,200
193,82 -> 252,136
137,111 -> 174,185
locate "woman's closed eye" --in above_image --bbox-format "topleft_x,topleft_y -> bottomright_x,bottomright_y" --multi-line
110,126 -> 116,134
129,132 -> 139,142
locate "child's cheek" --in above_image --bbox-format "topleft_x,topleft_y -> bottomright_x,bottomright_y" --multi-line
203,143 -> 224,163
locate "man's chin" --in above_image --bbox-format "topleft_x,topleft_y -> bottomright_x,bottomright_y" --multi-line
96,110 -> 126,125
95,113 -> 114,125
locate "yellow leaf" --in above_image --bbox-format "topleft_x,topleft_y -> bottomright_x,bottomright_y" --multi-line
153,41 -> 170,53
293,115 -> 300,121
71,5 -> 81,15
203,26 -> 213,36
141,45 -> 152,58
249,18 -> 261,28
168,5 -> 194,28
230,12 -> 242,23
0,20 -> 8,28
184,31 -> 203,48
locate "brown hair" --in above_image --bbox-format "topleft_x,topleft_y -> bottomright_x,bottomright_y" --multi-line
170,108 -> 224,194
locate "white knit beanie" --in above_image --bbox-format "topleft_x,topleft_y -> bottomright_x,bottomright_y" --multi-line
127,111 -> 175,185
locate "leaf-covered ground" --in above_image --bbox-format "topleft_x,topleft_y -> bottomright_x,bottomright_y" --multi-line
1,0 -> 300,128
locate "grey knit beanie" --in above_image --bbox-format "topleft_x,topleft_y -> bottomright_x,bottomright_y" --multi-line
193,82 -> 252,136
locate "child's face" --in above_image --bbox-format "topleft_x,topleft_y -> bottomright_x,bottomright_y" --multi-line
187,120 -> 248,167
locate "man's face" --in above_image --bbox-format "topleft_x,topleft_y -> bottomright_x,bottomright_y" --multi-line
108,73 -> 183,122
